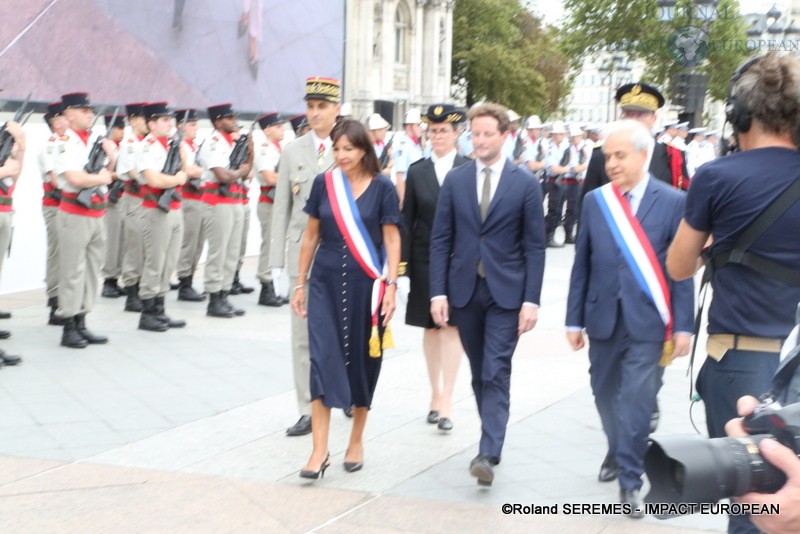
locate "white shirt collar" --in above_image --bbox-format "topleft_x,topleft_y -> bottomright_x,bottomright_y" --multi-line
310,130 -> 332,151
476,154 -> 507,177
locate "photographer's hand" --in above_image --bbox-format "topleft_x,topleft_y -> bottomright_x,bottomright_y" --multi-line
727,396 -> 800,534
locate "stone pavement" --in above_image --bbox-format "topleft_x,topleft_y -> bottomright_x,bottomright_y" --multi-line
0,250 -> 729,533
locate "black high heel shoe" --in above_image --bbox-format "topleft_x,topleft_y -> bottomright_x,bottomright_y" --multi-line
343,448 -> 363,473
299,452 -> 330,480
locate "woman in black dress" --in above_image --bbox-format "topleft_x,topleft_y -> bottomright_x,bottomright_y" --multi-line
401,104 -> 468,431
292,119 -> 401,479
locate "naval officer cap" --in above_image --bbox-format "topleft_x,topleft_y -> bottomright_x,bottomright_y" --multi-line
615,82 -> 665,112
421,104 -> 466,124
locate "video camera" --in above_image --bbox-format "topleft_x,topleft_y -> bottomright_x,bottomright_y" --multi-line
644,311 -> 800,518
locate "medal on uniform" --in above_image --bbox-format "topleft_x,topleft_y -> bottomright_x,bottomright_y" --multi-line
292,183 -> 301,195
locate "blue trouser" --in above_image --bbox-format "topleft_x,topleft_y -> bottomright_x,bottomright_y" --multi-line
697,348 -> 779,534
453,278 -> 520,459
589,318 -> 662,491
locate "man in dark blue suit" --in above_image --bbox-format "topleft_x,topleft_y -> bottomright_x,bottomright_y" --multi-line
566,120 -> 694,518
429,103 -> 546,487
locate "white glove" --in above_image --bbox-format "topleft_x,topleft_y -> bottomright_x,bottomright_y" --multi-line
271,267 -> 288,298
396,276 -> 410,307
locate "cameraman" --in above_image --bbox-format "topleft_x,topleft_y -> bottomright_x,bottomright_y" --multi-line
726,395 -> 800,534
667,52 -> 800,534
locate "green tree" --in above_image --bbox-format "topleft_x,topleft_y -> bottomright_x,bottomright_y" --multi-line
452,0 -> 571,116
561,0 -> 748,101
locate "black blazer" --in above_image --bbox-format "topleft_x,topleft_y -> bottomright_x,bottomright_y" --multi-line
581,142 -> 687,202
401,154 -> 470,264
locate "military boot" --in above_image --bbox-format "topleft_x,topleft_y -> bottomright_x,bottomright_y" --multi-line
139,298 -> 169,332
76,314 -> 108,344
101,278 -> 125,298
231,270 -> 254,294
124,283 -> 144,312
61,317 -> 88,349
258,281 -> 283,307
221,290 -> 245,316
207,292 -> 235,318
47,297 -> 69,326
177,275 -> 206,302
154,296 -> 186,328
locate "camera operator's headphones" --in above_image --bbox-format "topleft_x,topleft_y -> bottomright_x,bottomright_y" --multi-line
725,56 -> 763,135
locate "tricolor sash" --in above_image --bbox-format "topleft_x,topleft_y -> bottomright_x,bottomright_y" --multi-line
595,183 -> 674,363
325,169 -> 393,357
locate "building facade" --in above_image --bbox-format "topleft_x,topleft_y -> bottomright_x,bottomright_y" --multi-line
344,0 -> 455,125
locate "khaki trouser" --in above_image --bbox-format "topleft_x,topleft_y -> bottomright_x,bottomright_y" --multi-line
140,207 -> 184,300
101,201 -> 125,279
256,202 -> 274,283
237,202 -> 250,271
203,202 -> 243,293
56,211 -> 106,318
0,211 -> 12,280
287,241 -> 311,415
176,197 -> 205,278
120,194 -> 145,288
42,205 -> 60,298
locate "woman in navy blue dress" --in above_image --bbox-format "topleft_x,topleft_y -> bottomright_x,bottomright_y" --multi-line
291,119 -> 401,479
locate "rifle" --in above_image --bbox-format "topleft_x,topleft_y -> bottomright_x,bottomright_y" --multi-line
156,110 -> 189,212
378,133 -> 394,170
77,106 -> 120,208
0,93 -> 34,193
187,139 -> 204,193
107,179 -> 125,204
219,121 -> 255,196
513,125 -> 526,160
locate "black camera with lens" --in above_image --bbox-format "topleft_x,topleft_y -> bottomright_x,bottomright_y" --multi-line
644,327 -> 800,518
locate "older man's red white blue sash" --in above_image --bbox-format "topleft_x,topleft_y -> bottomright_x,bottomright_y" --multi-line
325,169 -> 390,356
595,182 -> 673,341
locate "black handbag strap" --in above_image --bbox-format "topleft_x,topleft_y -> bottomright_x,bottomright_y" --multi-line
708,176 -> 800,287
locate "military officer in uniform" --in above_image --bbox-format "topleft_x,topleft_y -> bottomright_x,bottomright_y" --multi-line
201,103 -> 250,318
269,76 -> 340,436
101,113 -> 127,298
136,102 -> 187,331
543,121 -> 571,247
54,92 -> 114,348
582,83 -> 690,203
253,112 -> 286,307
393,108 -> 424,205
119,103 -> 150,313
0,115 -> 25,366
39,102 -> 69,327
173,108 -> 206,302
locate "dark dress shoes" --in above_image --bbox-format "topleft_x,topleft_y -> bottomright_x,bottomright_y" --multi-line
598,452 -> 620,482
0,310 -> 11,319
469,454 -> 495,487
437,417 -> 453,431
343,405 -> 353,418
650,402 -> 660,433
0,349 -> 21,366
0,330 -> 10,339
286,415 -> 312,436
620,488 -> 645,519
426,410 -> 440,424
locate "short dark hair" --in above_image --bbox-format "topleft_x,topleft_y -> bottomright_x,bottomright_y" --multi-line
331,118 -> 382,176
467,103 -> 510,133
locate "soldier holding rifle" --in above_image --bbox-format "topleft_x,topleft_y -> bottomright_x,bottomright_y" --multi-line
137,103 -> 188,331
53,92 -> 114,349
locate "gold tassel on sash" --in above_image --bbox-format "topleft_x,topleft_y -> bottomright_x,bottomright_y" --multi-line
659,339 -> 674,367
369,325 -> 381,358
382,324 -> 395,350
